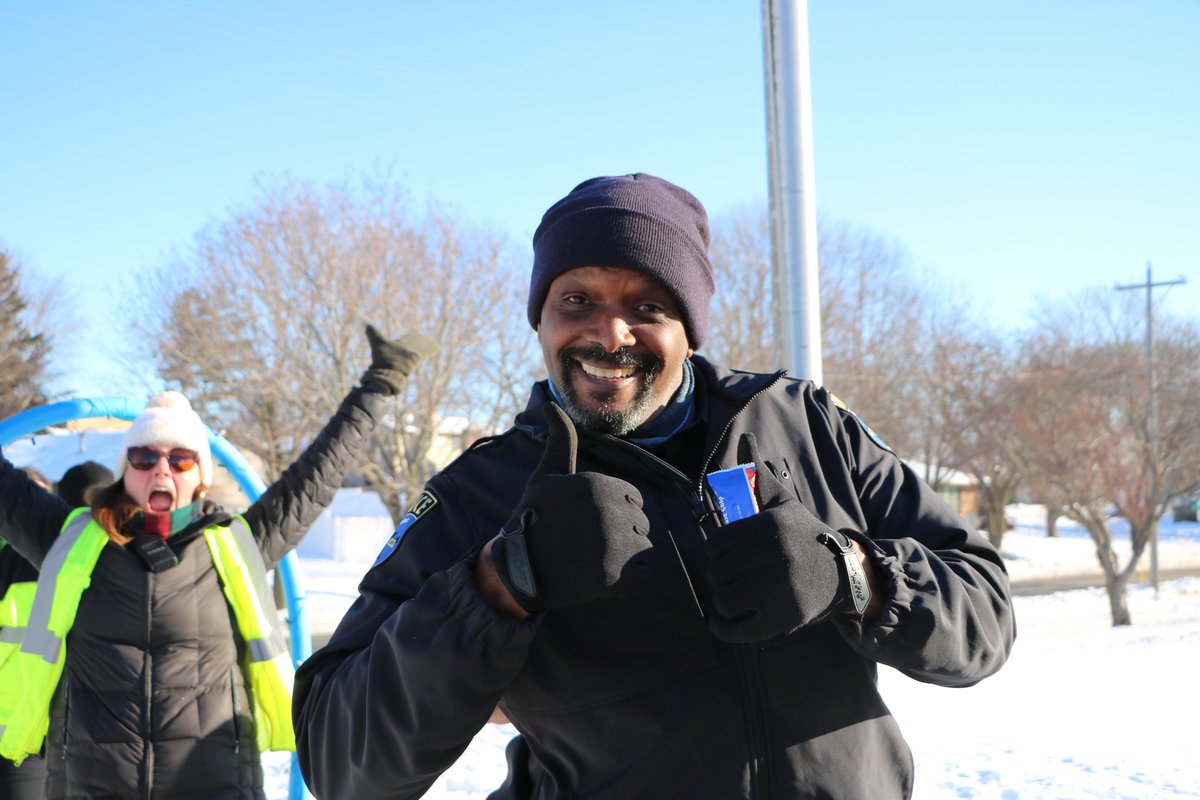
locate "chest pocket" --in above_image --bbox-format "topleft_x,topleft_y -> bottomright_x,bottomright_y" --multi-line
771,456 -> 865,534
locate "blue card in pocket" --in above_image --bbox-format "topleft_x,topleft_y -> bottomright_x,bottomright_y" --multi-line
706,464 -> 760,524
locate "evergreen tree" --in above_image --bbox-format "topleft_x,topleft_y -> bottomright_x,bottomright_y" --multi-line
0,249 -> 51,418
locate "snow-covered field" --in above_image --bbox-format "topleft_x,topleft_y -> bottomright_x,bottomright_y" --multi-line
267,505 -> 1200,799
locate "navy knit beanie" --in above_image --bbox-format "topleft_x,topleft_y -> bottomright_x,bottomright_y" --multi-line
528,173 -> 716,348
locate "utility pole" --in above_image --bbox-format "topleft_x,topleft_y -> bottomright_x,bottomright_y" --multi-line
762,0 -> 822,383
1115,262 -> 1186,594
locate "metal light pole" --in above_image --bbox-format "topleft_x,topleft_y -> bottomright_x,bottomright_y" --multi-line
1115,262 -> 1186,594
762,0 -> 822,383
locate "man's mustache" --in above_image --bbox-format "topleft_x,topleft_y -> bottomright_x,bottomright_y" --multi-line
561,345 -> 660,372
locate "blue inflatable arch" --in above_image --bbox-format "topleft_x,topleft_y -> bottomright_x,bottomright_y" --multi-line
0,398 -> 313,800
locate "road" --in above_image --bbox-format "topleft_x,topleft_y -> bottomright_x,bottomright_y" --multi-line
1009,565 -> 1200,596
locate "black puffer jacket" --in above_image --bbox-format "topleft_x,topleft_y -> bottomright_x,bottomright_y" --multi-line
0,541 -> 38,591
294,358 -> 1016,800
0,384 -> 389,799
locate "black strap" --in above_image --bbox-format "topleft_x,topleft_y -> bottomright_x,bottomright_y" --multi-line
817,530 -> 872,617
133,535 -> 180,573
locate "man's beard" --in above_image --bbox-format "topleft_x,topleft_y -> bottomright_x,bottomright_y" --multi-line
556,345 -> 664,436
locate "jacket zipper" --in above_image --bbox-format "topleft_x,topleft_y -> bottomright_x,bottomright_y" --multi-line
693,368 -> 786,800
59,677 -> 70,756
144,569 -> 154,800
576,367 -> 790,799
579,433 -> 707,616
694,369 -> 787,493
231,665 -> 242,753
735,646 -> 771,800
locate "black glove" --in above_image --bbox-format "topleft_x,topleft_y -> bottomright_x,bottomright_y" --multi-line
706,433 -> 856,643
490,403 -> 654,613
361,324 -> 439,394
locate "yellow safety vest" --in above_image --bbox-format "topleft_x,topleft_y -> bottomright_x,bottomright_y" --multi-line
0,553 -> 38,733
0,509 -> 295,765
0,579 -> 36,634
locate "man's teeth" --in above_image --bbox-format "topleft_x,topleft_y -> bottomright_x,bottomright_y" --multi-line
580,362 -> 634,379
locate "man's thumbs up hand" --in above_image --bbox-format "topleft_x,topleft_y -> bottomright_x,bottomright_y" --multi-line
489,404 -> 654,614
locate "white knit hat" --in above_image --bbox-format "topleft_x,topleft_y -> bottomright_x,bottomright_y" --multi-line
114,391 -> 214,486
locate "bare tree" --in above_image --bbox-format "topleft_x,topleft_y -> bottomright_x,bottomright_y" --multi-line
1018,289 -> 1200,625
1154,321 -> 1200,511
706,205 -> 776,372
940,335 -> 1028,548
125,175 -> 539,522
816,221 -> 928,456
708,209 -> 972,478
894,285 -> 995,493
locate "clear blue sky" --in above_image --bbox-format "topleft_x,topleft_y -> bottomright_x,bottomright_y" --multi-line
2,1 -> 1197,400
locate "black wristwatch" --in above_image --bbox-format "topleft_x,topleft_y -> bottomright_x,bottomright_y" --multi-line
817,530 -> 872,617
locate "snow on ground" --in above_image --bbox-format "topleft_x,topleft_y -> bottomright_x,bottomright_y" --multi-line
882,577 -> 1200,799
268,507 -> 1200,799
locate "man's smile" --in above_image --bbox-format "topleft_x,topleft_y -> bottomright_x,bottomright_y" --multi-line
577,360 -> 638,381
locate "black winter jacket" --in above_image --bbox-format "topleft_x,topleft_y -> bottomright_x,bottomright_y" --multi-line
294,359 -> 1016,800
0,542 -> 39,594
0,384 -> 389,800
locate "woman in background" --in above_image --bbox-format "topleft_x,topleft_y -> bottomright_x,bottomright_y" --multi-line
0,324 -> 433,799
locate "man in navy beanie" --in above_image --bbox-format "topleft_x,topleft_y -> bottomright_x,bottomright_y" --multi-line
295,173 -> 1015,799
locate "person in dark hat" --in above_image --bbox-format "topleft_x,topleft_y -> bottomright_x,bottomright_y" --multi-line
54,460 -> 114,508
294,173 -> 1016,800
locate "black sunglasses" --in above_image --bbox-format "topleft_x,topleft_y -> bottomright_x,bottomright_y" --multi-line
126,446 -> 199,474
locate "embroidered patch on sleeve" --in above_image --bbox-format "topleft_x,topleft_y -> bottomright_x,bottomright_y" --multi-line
371,489 -> 439,568
829,393 -> 894,454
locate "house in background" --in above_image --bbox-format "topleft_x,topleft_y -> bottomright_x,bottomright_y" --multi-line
909,461 -> 981,528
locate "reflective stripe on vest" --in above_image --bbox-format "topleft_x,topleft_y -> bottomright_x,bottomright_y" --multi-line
0,509 -> 98,764
203,518 -> 295,752
0,512 -> 296,765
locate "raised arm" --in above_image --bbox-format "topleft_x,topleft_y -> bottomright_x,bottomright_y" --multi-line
0,450 -> 72,567
243,325 -> 436,567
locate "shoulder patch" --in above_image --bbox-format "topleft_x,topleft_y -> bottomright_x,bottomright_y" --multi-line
856,417 -> 893,454
830,394 -> 893,454
371,489 -> 439,568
